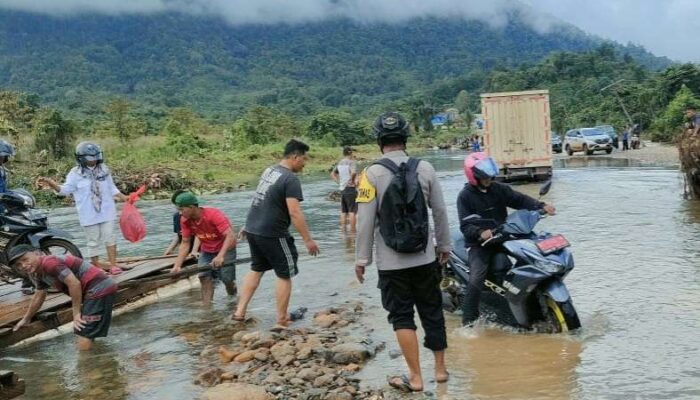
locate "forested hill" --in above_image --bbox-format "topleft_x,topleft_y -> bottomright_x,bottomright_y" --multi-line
0,10 -> 671,120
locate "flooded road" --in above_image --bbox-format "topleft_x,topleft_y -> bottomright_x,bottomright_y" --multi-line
3,151 -> 700,399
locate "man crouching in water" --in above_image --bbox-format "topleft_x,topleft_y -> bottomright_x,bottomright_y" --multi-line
11,245 -> 117,351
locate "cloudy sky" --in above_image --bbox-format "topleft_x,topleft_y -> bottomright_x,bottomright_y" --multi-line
0,0 -> 697,61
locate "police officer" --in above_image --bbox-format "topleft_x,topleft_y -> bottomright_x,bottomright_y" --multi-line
354,112 -> 451,392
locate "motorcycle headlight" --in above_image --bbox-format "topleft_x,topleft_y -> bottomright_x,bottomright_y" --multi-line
533,259 -> 563,274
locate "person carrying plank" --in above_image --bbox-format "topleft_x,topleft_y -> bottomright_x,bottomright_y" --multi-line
10,244 -> 117,351
169,191 -> 238,306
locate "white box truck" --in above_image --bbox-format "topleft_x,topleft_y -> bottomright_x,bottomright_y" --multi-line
480,90 -> 553,181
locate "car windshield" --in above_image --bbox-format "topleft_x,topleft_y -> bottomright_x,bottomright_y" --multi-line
582,129 -> 604,137
596,125 -> 615,135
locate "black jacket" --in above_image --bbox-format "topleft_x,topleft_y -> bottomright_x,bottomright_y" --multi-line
457,182 -> 543,247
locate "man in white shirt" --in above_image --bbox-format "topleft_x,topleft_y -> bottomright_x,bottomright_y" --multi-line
39,142 -> 127,275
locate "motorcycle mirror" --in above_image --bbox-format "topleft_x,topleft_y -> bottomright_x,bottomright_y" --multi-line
539,180 -> 552,197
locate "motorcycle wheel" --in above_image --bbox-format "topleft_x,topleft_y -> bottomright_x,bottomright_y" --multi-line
40,238 -> 83,258
544,298 -> 581,333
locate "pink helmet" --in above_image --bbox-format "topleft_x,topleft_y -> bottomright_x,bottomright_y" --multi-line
464,152 -> 499,186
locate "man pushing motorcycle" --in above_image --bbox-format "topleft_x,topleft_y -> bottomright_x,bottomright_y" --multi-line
457,153 -> 556,326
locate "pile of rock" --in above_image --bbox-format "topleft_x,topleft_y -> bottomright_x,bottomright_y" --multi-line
193,302 -> 401,400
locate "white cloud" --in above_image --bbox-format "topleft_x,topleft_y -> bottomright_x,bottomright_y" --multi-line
0,0 -> 557,30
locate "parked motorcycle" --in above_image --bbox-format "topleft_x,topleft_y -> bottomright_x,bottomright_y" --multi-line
441,182 -> 581,333
0,189 -> 82,279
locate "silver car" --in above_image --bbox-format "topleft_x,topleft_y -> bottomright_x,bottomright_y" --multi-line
564,128 -> 613,156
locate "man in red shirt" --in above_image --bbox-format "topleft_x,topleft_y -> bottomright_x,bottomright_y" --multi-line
10,244 -> 118,351
171,191 -> 237,306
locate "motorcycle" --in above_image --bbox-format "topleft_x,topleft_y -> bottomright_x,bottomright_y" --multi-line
441,181 -> 581,333
0,189 -> 82,279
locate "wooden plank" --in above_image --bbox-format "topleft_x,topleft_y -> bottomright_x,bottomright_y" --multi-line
0,257 -> 190,328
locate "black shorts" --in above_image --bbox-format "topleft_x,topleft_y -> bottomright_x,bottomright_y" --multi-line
76,293 -> 115,339
247,233 -> 299,279
377,261 -> 447,351
341,188 -> 357,214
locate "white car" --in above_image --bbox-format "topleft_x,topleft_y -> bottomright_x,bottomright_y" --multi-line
564,128 -> 613,156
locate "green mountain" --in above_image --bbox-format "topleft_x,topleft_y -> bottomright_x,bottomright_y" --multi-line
0,10 -> 671,121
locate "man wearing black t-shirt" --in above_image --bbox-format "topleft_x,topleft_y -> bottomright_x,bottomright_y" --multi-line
234,139 -> 320,327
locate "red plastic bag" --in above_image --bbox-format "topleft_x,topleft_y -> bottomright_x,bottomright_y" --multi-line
120,185 -> 147,243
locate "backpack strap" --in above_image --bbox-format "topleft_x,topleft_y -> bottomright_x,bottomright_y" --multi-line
406,157 -> 421,173
372,158 -> 400,174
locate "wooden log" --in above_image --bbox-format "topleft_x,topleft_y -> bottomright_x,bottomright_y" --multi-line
118,254 -> 178,264
118,257 -> 251,288
0,370 -> 25,400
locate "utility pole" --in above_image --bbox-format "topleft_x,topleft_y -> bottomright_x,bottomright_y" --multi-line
601,79 -> 634,127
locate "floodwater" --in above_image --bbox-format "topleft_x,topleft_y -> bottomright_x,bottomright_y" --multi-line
2,151 -> 700,400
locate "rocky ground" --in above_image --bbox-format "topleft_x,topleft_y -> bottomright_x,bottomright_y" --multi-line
173,302 -> 433,400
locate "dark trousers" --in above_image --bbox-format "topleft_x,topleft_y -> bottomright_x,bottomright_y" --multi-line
622,140 -> 629,151
462,246 -> 500,324
378,261 -> 447,351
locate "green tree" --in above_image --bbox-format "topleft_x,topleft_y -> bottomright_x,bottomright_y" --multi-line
455,90 -> 470,115
307,111 -> 366,145
34,109 -> 76,159
162,108 -> 208,155
105,98 -> 132,141
226,106 -> 301,148
650,85 -> 700,141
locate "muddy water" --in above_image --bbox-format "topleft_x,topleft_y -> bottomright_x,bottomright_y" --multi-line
2,151 -> 700,400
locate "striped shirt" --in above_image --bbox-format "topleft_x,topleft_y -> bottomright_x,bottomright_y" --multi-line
32,255 -> 117,300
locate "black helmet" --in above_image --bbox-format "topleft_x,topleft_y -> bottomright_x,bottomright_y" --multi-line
372,112 -> 410,144
0,139 -> 16,158
75,141 -> 103,166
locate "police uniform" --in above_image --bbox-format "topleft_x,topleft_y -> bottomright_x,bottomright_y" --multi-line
355,150 -> 451,351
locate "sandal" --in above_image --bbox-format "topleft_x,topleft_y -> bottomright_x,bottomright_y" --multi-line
387,375 -> 423,392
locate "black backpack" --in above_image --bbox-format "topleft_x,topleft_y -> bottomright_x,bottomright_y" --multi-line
373,157 -> 429,253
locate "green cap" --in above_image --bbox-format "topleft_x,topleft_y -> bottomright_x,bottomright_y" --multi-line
173,191 -> 199,207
